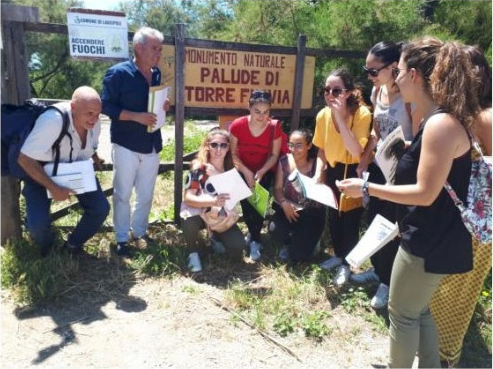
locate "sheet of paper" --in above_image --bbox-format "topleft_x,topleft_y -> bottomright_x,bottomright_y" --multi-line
247,181 -> 270,218
345,214 -> 399,268
44,159 -> 97,198
147,85 -> 171,133
375,126 -> 405,184
289,170 -> 338,210
207,168 -> 252,211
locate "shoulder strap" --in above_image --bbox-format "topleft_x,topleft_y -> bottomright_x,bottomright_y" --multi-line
46,105 -> 72,176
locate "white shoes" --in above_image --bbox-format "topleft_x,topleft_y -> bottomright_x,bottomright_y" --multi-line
371,283 -> 389,309
350,267 -> 380,285
187,252 -> 202,272
319,256 -> 343,271
333,265 -> 351,287
249,241 -> 262,261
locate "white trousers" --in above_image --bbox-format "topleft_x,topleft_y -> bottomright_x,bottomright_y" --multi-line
112,144 -> 160,242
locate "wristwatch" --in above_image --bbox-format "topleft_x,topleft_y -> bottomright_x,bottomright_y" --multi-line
362,180 -> 370,208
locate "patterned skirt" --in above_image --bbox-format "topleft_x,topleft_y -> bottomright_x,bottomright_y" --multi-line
429,237 -> 492,365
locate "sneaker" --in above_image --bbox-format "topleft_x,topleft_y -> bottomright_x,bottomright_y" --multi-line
133,234 -> 154,249
188,252 -> 202,272
350,268 -> 380,285
333,265 -> 351,287
319,256 -> 342,271
211,238 -> 226,255
371,283 -> 389,309
115,242 -> 132,258
278,245 -> 290,262
63,241 -> 96,260
249,241 -> 261,261
244,232 -> 251,245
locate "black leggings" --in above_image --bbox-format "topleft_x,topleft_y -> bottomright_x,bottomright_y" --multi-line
367,162 -> 399,286
326,163 -> 364,264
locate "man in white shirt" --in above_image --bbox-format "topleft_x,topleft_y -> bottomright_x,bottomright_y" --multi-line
18,86 -> 110,257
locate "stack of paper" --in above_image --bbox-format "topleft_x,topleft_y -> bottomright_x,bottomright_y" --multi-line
44,159 -> 97,198
288,170 -> 338,209
147,85 -> 171,133
247,182 -> 270,218
206,168 -> 252,211
345,214 -> 399,268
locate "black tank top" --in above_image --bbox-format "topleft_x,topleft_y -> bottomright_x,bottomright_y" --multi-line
395,114 -> 472,274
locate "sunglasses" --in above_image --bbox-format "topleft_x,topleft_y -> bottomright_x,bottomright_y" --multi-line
392,67 -> 407,80
287,142 -> 305,150
362,63 -> 390,77
209,142 -> 229,149
251,90 -> 271,100
322,87 -> 347,98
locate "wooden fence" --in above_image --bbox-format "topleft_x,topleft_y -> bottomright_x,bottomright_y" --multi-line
1,4 -> 365,244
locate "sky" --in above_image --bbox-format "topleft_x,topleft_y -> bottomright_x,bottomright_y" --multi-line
81,0 -> 126,11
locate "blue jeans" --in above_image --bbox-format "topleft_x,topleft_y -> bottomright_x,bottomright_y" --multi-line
22,178 -> 110,250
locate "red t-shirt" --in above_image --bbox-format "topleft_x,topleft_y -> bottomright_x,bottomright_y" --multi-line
229,116 -> 282,173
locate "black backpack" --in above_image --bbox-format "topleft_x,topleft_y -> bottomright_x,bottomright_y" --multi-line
1,99 -> 72,179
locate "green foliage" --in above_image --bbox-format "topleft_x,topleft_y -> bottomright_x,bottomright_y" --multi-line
130,243 -> 185,277
1,238 -> 78,305
159,121 -> 205,161
339,286 -> 371,313
301,310 -> 331,340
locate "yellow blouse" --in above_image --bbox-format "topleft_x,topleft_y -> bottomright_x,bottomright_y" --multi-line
313,105 -> 371,168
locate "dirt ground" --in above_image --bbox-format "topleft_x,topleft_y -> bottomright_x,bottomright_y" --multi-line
1,268 -> 397,369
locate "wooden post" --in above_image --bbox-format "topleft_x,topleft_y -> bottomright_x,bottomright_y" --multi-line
173,23 -> 186,224
1,4 -> 39,245
291,34 -> 307,132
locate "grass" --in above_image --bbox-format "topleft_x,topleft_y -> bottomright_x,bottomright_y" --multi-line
1,121 -> 491,366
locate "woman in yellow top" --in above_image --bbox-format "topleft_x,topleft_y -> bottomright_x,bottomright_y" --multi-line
313,68 -> 371,287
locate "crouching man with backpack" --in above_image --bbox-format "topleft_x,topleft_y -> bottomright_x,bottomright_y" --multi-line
18,86 -> 110,257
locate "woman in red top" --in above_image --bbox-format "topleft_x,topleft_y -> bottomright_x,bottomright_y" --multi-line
229,90 -> 282,261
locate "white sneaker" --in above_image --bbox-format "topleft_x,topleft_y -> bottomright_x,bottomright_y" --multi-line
249,241 -> 261,261
187,252 -> 202,272
319,256 -> 343,271
371,283 -> 389,309
278,245 -> 290,261
350,268 -> 380,285
333,265 -> 351,287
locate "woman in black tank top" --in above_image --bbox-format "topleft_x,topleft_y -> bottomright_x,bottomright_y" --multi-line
336,37 -> 481,368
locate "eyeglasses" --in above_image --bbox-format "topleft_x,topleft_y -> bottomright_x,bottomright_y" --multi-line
209,142 -> 229,149
250,90 -> 271,101
322,87 -> 347,98
287,142 -> 305,150
392,67 -> 407,80
363,63 -> 390,77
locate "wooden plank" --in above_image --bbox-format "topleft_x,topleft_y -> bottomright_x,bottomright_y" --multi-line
173,24 -> 186,224
1,4 -> 39,23
291,35 -> 307,131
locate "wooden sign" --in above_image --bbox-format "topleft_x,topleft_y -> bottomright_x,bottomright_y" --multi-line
159,46 -> 315,109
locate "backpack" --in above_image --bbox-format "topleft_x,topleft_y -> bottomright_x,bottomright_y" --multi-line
1,99 -> 72,179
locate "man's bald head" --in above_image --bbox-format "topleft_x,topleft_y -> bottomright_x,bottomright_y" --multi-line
70,86 -> 102,132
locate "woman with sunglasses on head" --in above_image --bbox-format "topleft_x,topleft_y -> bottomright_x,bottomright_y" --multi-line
180,128 -> 246,272
269,128 -> 326,262
313,69 -> 372,287
429,44 -> 492,367
350,41 -> 415,310
337,36 -> 480,368
229,90 -> 282,261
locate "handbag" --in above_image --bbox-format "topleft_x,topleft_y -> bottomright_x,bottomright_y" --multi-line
339,119 -> 363,213
444,138 -> 492,243
200,206 -> 239,233
339,162 -> 363,213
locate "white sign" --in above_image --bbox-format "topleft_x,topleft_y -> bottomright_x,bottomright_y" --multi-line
67,10 -> 128,60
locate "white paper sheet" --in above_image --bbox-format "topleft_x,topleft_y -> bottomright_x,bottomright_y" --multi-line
147,85 -> 171,133
207,168 -> 252,211
345,214 -> 399,268
288,170 -> 338,209
44,159 -> 97,198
